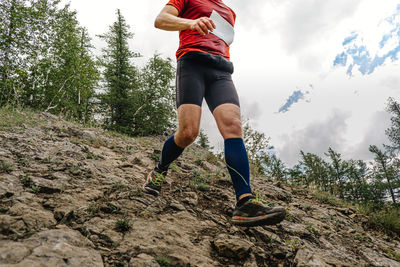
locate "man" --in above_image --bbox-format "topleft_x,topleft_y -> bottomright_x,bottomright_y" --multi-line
143,0 -> 286,226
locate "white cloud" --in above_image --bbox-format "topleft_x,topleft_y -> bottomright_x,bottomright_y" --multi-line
276,110 -> 351,166
346,111 -> 391,160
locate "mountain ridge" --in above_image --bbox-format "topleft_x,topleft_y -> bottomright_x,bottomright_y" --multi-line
0,109 -> 399,266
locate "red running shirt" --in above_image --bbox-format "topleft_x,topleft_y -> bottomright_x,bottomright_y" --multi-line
166,0 -> 236,60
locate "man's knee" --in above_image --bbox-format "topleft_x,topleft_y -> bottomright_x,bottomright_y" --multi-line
220,118 -> 242,138
176,126 -> 199,146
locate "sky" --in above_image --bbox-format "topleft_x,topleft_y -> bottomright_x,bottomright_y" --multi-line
63,0 -> 400,166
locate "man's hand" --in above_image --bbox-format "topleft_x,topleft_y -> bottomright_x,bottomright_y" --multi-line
190,17 -> 216,35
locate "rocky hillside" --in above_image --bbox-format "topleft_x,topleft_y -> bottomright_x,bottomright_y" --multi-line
0,110 -> 400,267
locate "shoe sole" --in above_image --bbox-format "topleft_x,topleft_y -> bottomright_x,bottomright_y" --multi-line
142,172 -> 160,197
142,186 -> 159,197
232,208 -> 286,227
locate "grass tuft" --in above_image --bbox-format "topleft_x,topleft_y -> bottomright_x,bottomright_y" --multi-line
197,183 -> 210,192
115,219 -> 131,233
155,257 -> 171,267
0,161 -> 15,173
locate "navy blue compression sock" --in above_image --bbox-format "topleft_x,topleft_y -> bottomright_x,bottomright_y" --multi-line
224,138 -> 253,200
157,135 -> 184,172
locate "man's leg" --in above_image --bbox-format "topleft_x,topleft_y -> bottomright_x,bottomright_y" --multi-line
158,104 -> 202,171
213,103 -> 286,226
212,103 -> 253,201
143,104 -> 201,196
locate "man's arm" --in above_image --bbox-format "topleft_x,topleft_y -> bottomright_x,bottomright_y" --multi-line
154,5 -> 215,36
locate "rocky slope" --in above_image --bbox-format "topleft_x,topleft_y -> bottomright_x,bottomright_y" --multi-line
0,110 -> 399,267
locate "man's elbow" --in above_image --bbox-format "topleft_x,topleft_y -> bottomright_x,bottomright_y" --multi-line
154,16 -> 162,29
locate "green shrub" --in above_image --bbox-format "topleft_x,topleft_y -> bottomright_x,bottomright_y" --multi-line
197,183 -> 210,192
155,257 -> 171,267
0,161 -> 14,173
31,185 -> 40,193
306,225 -> 320,235
370,206 -> 400,234
313,191 -> 343,207
356,203 -> 400,235
20,174 -> 31,186
115,219 -> 131,233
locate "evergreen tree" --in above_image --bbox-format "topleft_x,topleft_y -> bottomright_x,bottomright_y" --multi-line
385,97 -> 400,154
243,119 -> 273,175
98,9 -> 139,133
345,159 -> 368,201
300,151 -> 329,192
369,145 -> 399,204
98,10 -> 175,136
131,54 -> 175,136
197,129 -> 213,150
325,147 -> 348,198
287,164 -> 305,186
268,154 -> 287,182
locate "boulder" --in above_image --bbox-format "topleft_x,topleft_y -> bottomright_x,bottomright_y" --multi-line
213,234 -> 253,259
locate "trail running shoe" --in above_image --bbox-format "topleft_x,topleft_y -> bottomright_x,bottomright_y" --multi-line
142,167 -> 167,197
232,197 -> 286,227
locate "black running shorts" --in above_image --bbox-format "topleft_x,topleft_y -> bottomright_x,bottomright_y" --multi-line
176,52 -> 240,113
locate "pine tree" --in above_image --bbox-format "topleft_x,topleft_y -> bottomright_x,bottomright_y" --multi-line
98,9 -> 139,133
131,54 -> 175,136
385,97 -> 400,154
325,147 -> 348,198
268,154 -> 287,182
369,145 -> 398,204
299,151 -> 329,192
197,129 -> 213,150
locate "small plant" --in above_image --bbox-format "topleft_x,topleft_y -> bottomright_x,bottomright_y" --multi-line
205,152 -> 219,164
169,163 -> 181,174
31,185 -> 41,193
191,169 -> 209,186
387,248 -> 400,261
60,183 -> 66,193
21,174 -> 31,187
174,185 -> 185,194
353,234 -> 366,241
121,155 -> 128,162
285,211 -> 293,222
155,257 -> 171,267
1,161 -> 14,173
306,225 -> 320,235
197,183 -> 210,192
303,204 -> 312,212
150,151 -> 161,162
0,207 -> 8,213
115,219 -> 131,233
313,191 -> 342,207
69,165 -> 80,175
194,159 -> 203,166
267,236 -> 276,244
135,189 -> 143,197
86,151 -> 95,159
88,203 -> 99,215
284,239 -> 301,250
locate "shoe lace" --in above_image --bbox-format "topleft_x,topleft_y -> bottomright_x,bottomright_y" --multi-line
152,170 -> 166,186
249,193 -> 270,207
